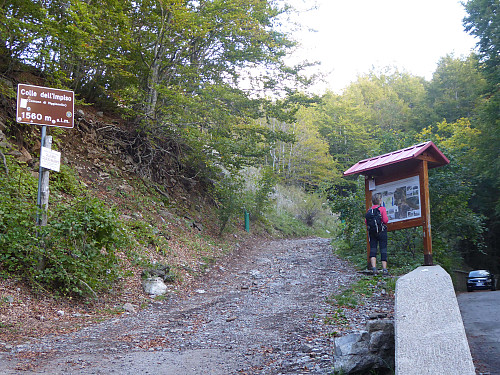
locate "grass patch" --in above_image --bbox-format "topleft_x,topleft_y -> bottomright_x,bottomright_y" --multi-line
324,308 -> 349,327
327,275 -> 396,308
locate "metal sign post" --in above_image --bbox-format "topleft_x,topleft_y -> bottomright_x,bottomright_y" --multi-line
36,125 -> 47,226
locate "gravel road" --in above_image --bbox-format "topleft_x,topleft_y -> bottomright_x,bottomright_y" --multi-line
0,238 -> 394,374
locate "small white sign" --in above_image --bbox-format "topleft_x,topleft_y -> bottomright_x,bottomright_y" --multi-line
40,147 -> 61,172
369,179 -> 376,191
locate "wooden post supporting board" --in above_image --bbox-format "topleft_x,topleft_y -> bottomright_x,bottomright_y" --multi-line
420,160 -> 433,265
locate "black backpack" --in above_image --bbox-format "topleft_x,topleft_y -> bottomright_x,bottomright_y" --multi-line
366,206 -> 384,234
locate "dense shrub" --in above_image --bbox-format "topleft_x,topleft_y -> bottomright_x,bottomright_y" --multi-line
213,173 -> 242,235
37,197 -> 126,296
0,155 -> 40,275
269,184 -> 337,237
0,155 -> 126,297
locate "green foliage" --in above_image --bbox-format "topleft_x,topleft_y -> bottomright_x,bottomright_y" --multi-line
294,193 -> 327,227
327,276 -> 396,308
258,107 -> 338,190
463,0 -> 500,83
385,229 -> 424,273
238,167 -> 336,236
36,197 -> 127,296
327,177 -> 366,254
314,91 -> 377,172
214,173 -> 245,236
311,68 -> 431,176
417,118 -> 487,270
267,184 -> 338,237
125,219 -> 157,247
328,288 -> 360,308
462,0 -> 500,271
426,54 -> 486,123
0,155 -> 39,276
327,276 -> 372,308
265,210 -> 315,237
50,164 -> 85,196
323,308 -> 349,327
1,0 -> 313,192
0,154 -> 127,297
250,167 -> 277,220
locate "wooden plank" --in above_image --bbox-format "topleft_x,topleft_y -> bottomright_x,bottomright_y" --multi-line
420,160 -> 433,265
387,217 -> 424,232
370,169 -> 420,186
416,153 -> 441,164
365,177 -> 373,211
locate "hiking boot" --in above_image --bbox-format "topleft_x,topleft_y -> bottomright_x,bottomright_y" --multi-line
382,269 -> 389,276
372,267 -> 378,275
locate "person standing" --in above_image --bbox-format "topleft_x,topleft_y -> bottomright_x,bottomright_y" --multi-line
365,193 -> 389,275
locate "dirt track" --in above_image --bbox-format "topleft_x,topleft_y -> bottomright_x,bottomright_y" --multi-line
0,238 -> 394,374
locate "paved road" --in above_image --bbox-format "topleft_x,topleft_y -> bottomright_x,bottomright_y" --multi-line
457,290 -> 500,375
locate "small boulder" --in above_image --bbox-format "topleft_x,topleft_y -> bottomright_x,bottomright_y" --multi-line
123,303 -> 137,313
142,277 -> 168,296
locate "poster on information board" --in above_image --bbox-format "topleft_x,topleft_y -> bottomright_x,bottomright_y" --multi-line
372,175 -> 421,223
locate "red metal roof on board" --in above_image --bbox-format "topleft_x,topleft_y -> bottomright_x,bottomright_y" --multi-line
343,141 -> 449,176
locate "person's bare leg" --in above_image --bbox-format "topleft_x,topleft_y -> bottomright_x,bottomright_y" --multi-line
370,257 -> 378,274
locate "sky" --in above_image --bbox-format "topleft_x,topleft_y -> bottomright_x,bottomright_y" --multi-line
285,0 -> 478,94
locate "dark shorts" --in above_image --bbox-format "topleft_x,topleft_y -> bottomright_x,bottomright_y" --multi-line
369,230 -> 387,261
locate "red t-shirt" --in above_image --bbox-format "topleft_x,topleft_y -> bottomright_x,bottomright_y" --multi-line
371,205 -> 389,224
365,204 -> 389,224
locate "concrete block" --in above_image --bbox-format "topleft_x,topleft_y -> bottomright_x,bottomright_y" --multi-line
395,266 -> 475,375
